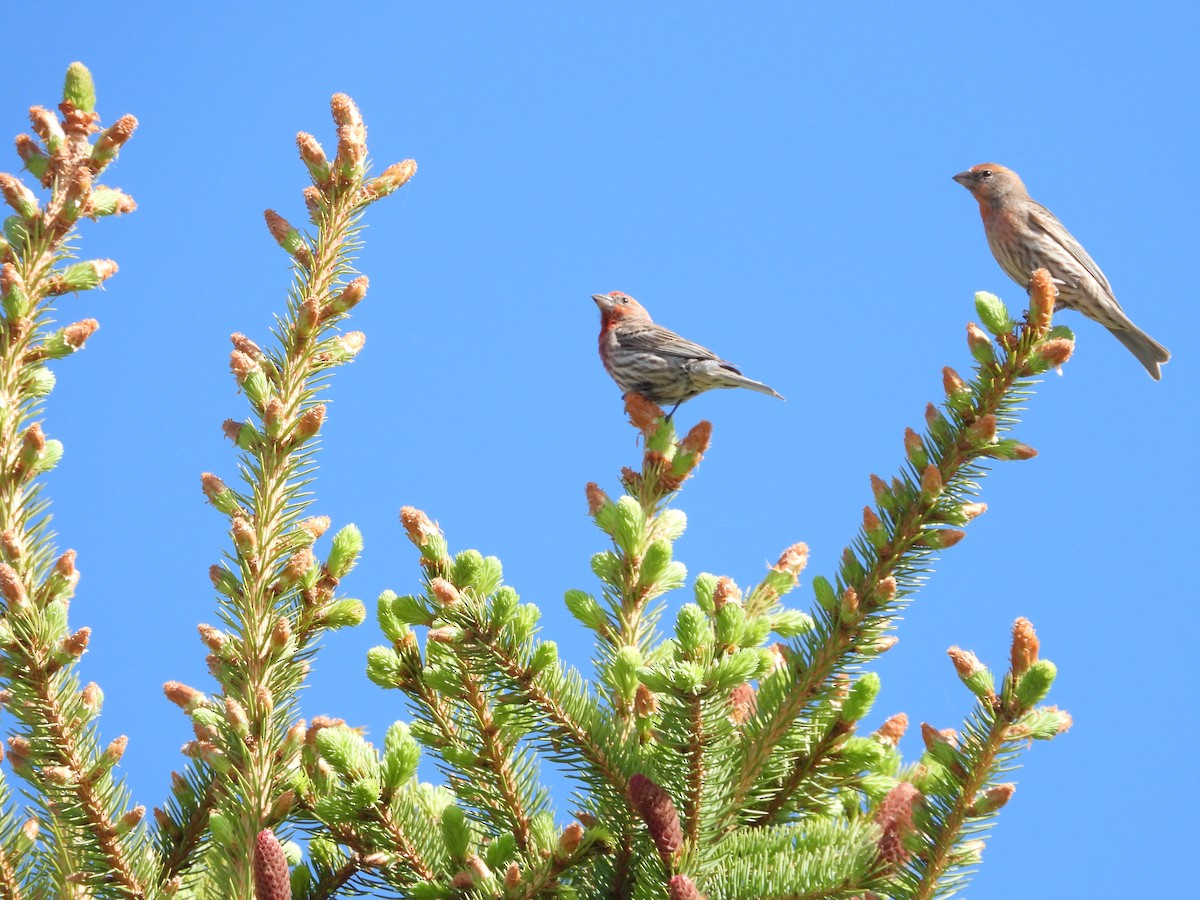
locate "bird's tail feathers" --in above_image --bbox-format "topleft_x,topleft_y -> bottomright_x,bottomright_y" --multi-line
731,374 -> 785,400
1108,325 -> 1170,380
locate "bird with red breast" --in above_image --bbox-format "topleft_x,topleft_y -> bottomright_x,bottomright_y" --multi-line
593,291 -> 783,417
953,163 -> 1169,379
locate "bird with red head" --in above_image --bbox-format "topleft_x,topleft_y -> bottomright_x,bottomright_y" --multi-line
593,291 -> 783,417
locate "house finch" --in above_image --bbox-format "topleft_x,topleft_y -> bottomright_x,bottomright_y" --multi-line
953,163 -> 1170,379
593,292 -> 783,416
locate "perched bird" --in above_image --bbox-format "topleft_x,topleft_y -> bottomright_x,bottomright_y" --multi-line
593,291 -> 783,416
953,163 -> 1169,379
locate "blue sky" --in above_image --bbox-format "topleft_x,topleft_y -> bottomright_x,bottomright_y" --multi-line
3,3 -> 1197,896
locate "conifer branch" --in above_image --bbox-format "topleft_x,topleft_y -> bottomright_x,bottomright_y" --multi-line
457,599 -> 633,800
305,851 -> 364,899
317,808 -> 436,887
459,673 -> 535,850
0,771 -> 35,898
171,93 -> 415,896
683,694 -> 705,845
0,63 -> 147,898
899,618 -> 1069,899
387,511 -> 635,798
726,271 -> 1070,829
154,765 -> 217,888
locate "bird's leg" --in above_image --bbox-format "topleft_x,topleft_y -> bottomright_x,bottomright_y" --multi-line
664,402 -> 682,422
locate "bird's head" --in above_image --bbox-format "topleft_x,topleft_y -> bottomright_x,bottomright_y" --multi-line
952,163 -> 1028,207
592,291 -> 650,327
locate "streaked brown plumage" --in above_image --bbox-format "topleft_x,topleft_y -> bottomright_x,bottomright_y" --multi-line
953,163 -> 1169,379
593,292 -> 783,415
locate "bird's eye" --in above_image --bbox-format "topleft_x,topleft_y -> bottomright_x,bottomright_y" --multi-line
979,169 -> 993,178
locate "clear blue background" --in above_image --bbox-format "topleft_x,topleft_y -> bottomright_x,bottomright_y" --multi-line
3,3 -> 1197,896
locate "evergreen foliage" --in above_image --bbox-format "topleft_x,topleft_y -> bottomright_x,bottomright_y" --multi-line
0,65 -> 1073,898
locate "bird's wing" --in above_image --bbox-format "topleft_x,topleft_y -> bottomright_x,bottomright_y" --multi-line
1026,201 -> 1116,297
620,323 -> 741,371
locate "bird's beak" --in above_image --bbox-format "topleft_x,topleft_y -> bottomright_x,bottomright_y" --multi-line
592,293 -> 613,311
952,170 -> 973,188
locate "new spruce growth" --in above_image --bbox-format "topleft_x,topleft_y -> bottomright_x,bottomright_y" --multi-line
0,64 -> 1076,899
353,270 -> 1071,896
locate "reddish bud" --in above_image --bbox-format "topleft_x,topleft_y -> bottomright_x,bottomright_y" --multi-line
668,875 -> 704,900
712,577 -> 741,611
1010,617 -> 1039,675
772,542 -> 809,579
119,806 -> 145,832
557,822 -> 584,858
874,712 -> 909,746
296,131 -> 330,185
427,626 -> 459,644
400,507 -> 437,547
0,173 -> 38,218
972,783 -> 1016,816
627,773 -> 683,864
922,528 -> 965,549
729,683 -> 757,725
585,482 -> 610,516
60,626 -> 91,659
253,830 -> 291,900
293,404 -> 325,443
22,423 -> 45,455
331,276 -> 368,315
282,548 -> 316,586
335,331 -> 365,358
230,333 -> 264,360
921,723 -> 959,752
624,392 -> 663,435
872,635 -> 899,654
271,616 -> 292,652
43,766 -> 74,785
198,624 -> 227,654
862,506 -> 884,538
231,516 -> 257,556
960,502 -> 987,521
0,563 -> 29,608
163,681 -> 203,711
1035,337 -> 1074,368
875,782 -> 921,865
91,115 -> 138,164
942,366 -> 968,398
634,683 -> 658,718
101,735 -> 128,767
331,93 -> 366,179
903,427 -> 926,465
680,420 -> 712,456
229,350 -> 259,381
948,646 -> 984,681
1027,269 -> 1057,333
361,160 -> 419,201
920,464 -> 943,499
300,516 -> 332,541
1,531 -> 23,561
839,587 -> 859,623
967,414 -> 997,445
81,682 -> 103,712
875,576 -> 897,603
429,577 -> 460,607
870,473 -> 890,502
62,319 -> 99,350
967,322 -> 995,362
